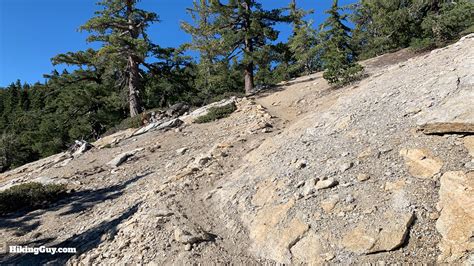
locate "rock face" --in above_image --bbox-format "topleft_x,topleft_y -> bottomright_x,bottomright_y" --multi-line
180,98 -> 236,123
247,200 -> 310,264
464,136 -> 474,157
436,171 -> 474,263
290,231 -> 327,264
417,78 -> 474,135
399,148 -> 443,179
418,123 -> 474,135
133,118 -> 183,136
342,211 -> 415,254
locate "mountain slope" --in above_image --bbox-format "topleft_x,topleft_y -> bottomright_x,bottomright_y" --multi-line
1,34 -> 473,264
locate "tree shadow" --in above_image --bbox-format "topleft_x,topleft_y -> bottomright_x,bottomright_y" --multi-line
1,202 -> 141,264
0,172 -> 151,234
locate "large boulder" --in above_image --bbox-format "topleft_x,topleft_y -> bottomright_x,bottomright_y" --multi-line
417,72 -> 474,135
436,171 -> 474,263
180,97 -> 236,124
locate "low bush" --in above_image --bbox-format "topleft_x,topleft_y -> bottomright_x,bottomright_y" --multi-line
323,64 -> 365,87
194,103 -> 237,124
0,182 -> 68,215
410,38 -> 436,52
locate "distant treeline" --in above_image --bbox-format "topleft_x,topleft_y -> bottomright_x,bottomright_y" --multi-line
1,0 -> 473,172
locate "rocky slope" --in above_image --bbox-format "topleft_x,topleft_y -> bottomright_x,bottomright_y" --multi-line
0,34 -> 473,265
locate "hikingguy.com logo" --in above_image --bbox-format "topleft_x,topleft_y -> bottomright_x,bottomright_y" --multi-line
8,245 -> 76,255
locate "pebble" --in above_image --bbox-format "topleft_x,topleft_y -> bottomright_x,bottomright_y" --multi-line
296,181 -> 305,188
315,178 -> 338,190
345,194 -> 355,203
464,161 -> 474,170
339,162 -> 354,173
356,173 -> 370,182
184,243 -> 192,251
176,147 -> 189,155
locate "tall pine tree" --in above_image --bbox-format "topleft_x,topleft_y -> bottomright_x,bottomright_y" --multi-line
320,0 -> 363,86
55,0 -> 158,117
202,0 -> 291,95
182,0 -> 242,101
287,0 -> 321,76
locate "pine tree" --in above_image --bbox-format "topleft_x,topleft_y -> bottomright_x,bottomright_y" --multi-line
51,49 -> 105,85
287,0 -> 321,76
55,0 -> 159,117
202,0 -> 291,95
351,0 -> 474,55
182,0 -> 241,101
418,0 -> 474,45
350,0 -> 415,58
321,0 -> 363,86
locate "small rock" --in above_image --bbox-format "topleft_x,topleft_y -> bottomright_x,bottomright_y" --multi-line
147,144 -> 161,153
174,227 -> 212,245
302,178 -> 318,196
384,179 -> 406,192
296,181 -> 305,188
345,194 -> 355,204
107,149 -> 143,168
339,162 -> 354,173
428,212 -> 439,220
150,209 -> 174,217
176,147 -> 188,155
195,155 -> 211,166
69,140 -> 93,157
295,160 -> 307,169
315,178 -> 338,190
464,161 -> 474,170
323,252 -> 335,261
294,193 -> 303,200
184,243 -> 192,251
356,173 -> 370,182
321,196 -> 339,213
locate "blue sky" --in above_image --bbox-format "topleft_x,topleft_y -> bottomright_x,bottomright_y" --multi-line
0,0 -> 355,87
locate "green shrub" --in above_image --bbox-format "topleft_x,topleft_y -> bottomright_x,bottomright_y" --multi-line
460,24 -> 474,36
323,64 -> 365,87
194,103 -> 237,124
0,182 -> 68,215
410,38 -> 436,52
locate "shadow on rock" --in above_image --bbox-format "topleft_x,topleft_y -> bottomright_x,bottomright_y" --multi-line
0,172 -> 150,235
1,202 -> 141,264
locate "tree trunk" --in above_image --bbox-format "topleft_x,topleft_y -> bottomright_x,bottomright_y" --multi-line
126,0 -> 143,117
128,55 -> 142,118
243,0 -> 254,95
244,61 -> 254,95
